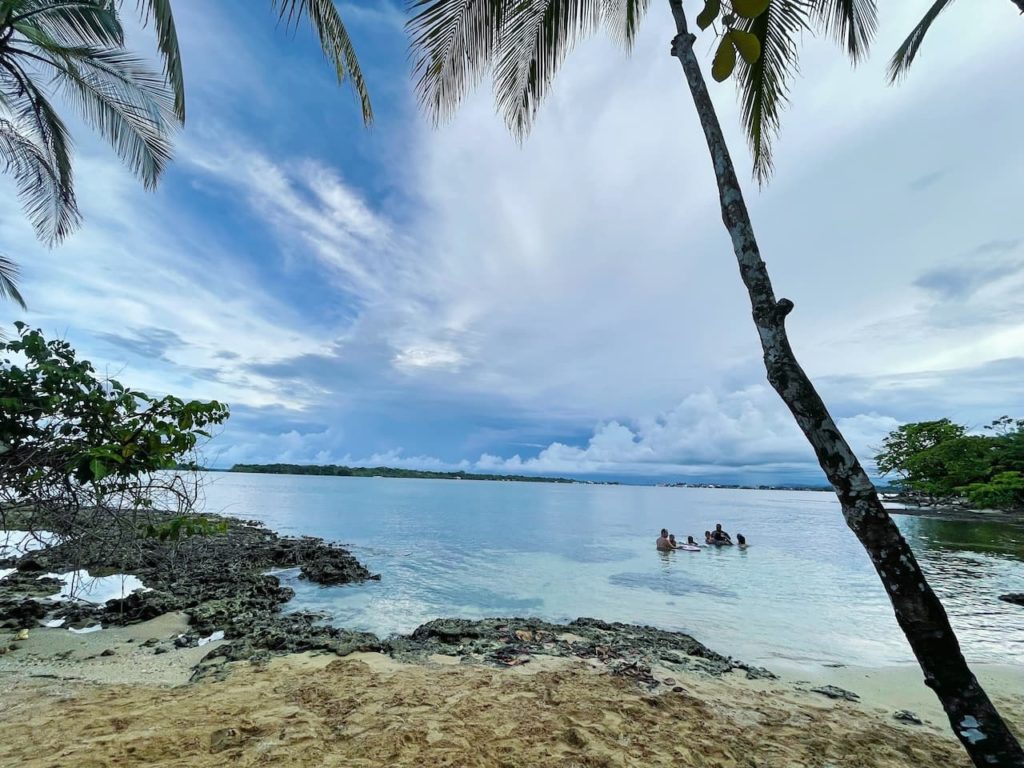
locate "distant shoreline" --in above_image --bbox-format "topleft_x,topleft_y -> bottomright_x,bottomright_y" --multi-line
199,463 -> 842,491
223,463 -> 590,484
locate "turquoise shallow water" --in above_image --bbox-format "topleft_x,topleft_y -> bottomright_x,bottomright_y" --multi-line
198,473 -> 1024,668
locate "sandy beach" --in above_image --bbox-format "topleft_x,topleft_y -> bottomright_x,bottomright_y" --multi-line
3,616 -> 1022,767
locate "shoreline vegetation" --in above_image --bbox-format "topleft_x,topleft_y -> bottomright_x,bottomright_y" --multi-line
2,510 -> 1018,767
220,462 -> 849,492
226,463 -> 584,484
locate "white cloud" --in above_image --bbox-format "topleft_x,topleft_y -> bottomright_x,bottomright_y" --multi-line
3,1 -> 1021,479
473,388 -> 899,477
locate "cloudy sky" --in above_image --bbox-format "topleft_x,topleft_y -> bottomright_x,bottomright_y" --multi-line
2,0 -> 1022,483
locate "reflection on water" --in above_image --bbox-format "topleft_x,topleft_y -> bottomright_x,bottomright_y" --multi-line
198,473 -> 1024,668
898,516 -> 1024,664
905,516 -> 1024,560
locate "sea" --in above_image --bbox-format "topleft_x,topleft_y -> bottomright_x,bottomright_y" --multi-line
197,472 -> 1024,669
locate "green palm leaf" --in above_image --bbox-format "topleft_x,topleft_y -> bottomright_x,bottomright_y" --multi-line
409,0 -> 506,125
10,0 -> 124,47
733,1 -> 808,184
52,47 -> 177,189
736,0 -> 876,183
271,0 -> 373,124
493,0 -> 603,139
602,0 -> 651,50
0,255 -> 27,310
887,0 -> 956,83
810,0 -> 876,62
132,0 -> 185,122
0,68 -> 80,244
0,0 -> 176,249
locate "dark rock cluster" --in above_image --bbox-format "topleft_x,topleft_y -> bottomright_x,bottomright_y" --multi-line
387,616 -> 775,685
0,513 -> 378,657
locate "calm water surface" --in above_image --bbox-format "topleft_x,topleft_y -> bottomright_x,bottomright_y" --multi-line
198,473 -> 1024,668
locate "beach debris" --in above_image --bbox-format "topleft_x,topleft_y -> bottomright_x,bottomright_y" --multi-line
198,630 -> 225,647
69,624 -> 102,634
893,710 -> 924,725
14,628 -> 29,641
810,685 -> 860,702
209,727 -> 244,753
100,648 -> 116,657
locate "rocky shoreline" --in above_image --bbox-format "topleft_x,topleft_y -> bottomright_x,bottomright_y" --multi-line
1,512 -> 774,684
1,511 -> 383,666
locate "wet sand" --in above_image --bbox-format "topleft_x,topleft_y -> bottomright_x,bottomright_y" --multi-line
3,621 -> 1021,767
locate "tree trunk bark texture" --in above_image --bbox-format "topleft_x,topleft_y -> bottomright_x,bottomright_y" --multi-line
664,1 -> 1023,764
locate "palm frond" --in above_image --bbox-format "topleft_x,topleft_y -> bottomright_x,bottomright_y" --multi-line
271,0 -> 373,124
887,0 -> 957,83
51,47 -> 176,188
494,0 -> 604,140
807,0 -> 877,62
0,65 -> 80,244
10,0 -> 124,48
602,0 -> 651,50
734,0 -> 809,184
0,254 -> 28,310
132,0 -> 185,122
408,0 -> 505,126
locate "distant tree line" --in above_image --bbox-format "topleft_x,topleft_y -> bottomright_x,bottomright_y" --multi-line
875,417 -> 1024,511
229,463 -> 576,484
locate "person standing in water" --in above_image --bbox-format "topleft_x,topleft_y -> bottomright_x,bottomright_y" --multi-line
656,529 -> 673,551
711,523 -> 732,545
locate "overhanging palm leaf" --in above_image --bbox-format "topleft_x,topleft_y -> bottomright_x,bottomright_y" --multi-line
0,69 -> 79,243
887,0 -> 955,82
131,0 -> 185,121
0,256 -> 28,310
494,0 -> 603,138
409,0 -> 876,177
271,0 -> 374,124
813,0 -> 876,62
55,48 -> 177,188
409,0 -> 505,125
733,2 -> 808,184
735,0 -> 876,183
602,0 -> 651,50
0,0 -> 176,248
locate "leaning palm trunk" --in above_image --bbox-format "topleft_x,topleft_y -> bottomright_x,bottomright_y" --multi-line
665,1 -> 1022,764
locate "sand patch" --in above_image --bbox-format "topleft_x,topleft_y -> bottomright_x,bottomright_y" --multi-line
0,612 -> 221,686
0,654 -> 981,768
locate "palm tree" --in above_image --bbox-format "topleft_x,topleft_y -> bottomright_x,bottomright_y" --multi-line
889,0 -> 1024,82
0,0 -> 177,311
406,1 -> 1023,764
133,0 -> 374,125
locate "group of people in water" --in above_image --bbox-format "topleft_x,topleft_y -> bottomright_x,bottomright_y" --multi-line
656,523 -> 748,551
